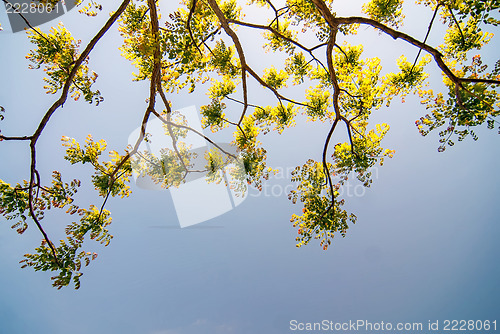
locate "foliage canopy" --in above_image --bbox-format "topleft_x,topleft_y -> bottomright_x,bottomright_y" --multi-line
0,0 -> 499,289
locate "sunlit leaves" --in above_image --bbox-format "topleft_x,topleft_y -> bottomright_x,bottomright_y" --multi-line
0,180 -> 29,230
417,82 -> 499,148
287,123 -> 393,250
444,0 -> 500,27
441,17 -> 493,60
119,1 -> 159,81
264,18 -> 297,53
285,0 -> 330,32
26,23 -> 102,104
385,55 -> 431,99
333,44 -> 363,69
416,54 -> 500,149
42,171 -> 81,211
208,77 -> 236,99
305,88 -> 331,121
332,44 -> 385,116
120,0 -> 242,92
0,171 -> 113,289
67,205 -> 113,246
239,147 -> 269,189
205,147 -> 227,182
203,147 -> 248,197
3,0 -> 500,288
219,0 -> 241,20
0,171 -> 81,233
62,135 -> 106,165
262,66 -> 288,90
289,159 -> 357,250
253,102 -> 298,134
233,116 -> 257,149
210,40 -> 239,77
132,143 -> 193,188
333,123 -> 393,174
231,114 -> 271,189
362,0 -> 404,28
338,23 -> 360,36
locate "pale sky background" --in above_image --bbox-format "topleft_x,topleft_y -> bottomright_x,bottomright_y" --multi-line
0,1 -> 499,333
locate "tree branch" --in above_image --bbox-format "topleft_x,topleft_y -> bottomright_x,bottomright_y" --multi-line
22,0 -> 132,266
206,0 -> 249,125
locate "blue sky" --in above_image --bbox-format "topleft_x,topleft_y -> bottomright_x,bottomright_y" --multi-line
0,1 -> 499,333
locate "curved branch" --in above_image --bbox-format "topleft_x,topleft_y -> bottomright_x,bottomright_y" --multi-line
186,0 -> 203,55
206,0 -> 249,125
326,29 -> 342,120
317,117 -> 340,221
22,0 -> 132,266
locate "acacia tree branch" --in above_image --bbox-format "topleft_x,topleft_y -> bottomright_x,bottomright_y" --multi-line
206,2 -> 312,120
326,29 -> 342,120
313,28 -> 345,221
226,96 -> 267,112
108,0 -> 161,181
186,0 -> 203,56
341,116 -> 360,159
318,117 -> 339,221
334,43 -> 349,59
460,78 -> 500,85
447,6 -> 466,46
159,24 -> 220,61
150,109 -> 237,160
2,0 -> 55,47
244,67 -> 309,107
0,135 -> 32,141
22,0 -> 132,266
318,13 -> 500,111
225,19 -> 309,51
310,0 -> 336,27
332,16 -> 500,87
208,1 -> 309,125
31,0 -> 131,142
231,5 -> 500,93
206,0 -> 249,125
265,0 -> 279,27
266,0 -> 287,30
